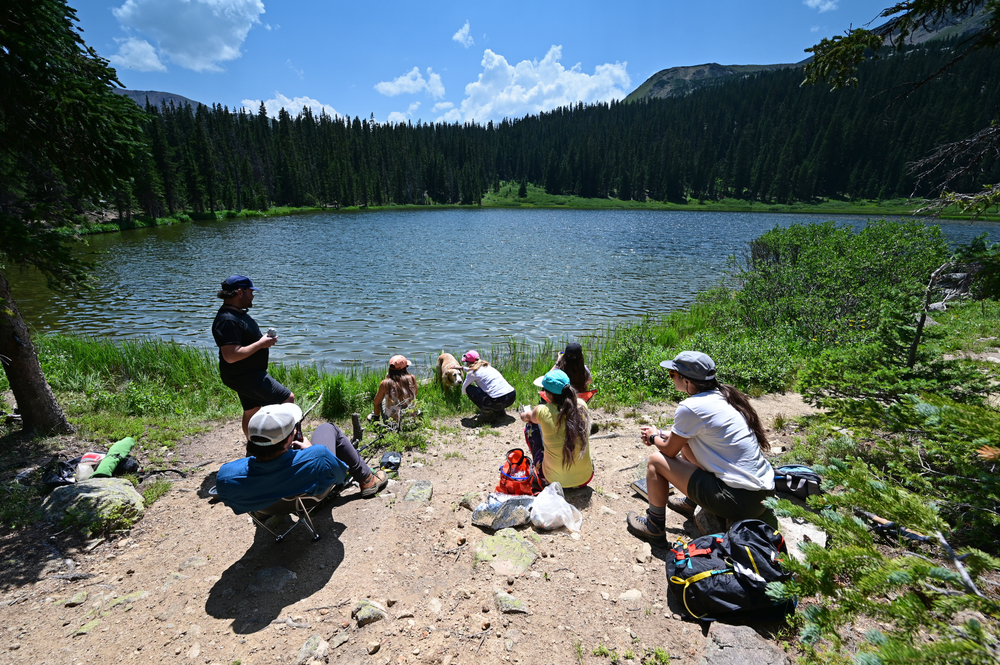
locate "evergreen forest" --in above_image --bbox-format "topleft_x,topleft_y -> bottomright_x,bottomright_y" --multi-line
123,39 -> 1000,219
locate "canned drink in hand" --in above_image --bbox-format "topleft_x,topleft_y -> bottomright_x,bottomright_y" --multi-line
266,328 -> 277,338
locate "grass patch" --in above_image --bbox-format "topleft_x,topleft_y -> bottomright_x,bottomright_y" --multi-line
141,479 -> 172,506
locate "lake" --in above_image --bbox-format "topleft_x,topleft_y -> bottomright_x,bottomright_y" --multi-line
8,209 -> 998,370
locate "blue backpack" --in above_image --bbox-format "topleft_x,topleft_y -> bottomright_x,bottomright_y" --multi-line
773,465 -> 822,499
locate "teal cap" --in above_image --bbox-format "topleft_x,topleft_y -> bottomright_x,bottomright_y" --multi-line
541,369 -> 570,395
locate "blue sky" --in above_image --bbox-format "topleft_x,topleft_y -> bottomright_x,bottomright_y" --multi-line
71,0 -> 894,123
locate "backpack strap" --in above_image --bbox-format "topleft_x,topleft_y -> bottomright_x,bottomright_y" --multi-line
670,569 -> 735,619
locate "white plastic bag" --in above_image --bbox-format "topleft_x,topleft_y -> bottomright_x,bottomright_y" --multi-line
530,482 -> 583,532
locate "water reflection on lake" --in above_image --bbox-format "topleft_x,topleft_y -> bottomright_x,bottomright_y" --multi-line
8,208 -> 998,369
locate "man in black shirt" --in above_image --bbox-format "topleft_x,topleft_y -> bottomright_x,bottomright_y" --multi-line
212,275 -> 294,438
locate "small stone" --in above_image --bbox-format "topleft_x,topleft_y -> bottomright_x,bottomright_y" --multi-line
635,542 -> 652,564
570,533 -> 581,540
367,641 -> 381,655
506,577 -> 514,586
295,634 -> 329,665
458,536 -> 467,545
672,613 -> 682,620
619,589 -> 642,608
459,492 -> 481,511
632,564 -> 646,574
601,592 -> 610,601
186,643 -> 200,659
330,631 -> 349,649
482,604 -> 490,613
9,644 -> 20,651
319,609 -> 329,615
505,638 -> 514,652
482,621 -> 491,630
600,506 -> 615,515
429,598 -> 442,614
352,599 -> 388,627
494,590 -> 528,614
404,480 -> 433,502
386,598 -> 398,607
65,591 -> 87,607
179,555 -> 207,570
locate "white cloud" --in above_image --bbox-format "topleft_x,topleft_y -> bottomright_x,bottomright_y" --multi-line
811,25 -> 821,32
804,0 -> 838,12
108,37 -> 167,72
241,92 -> 338,119
444,46 -> 629,123
432,101 -> 454,112
387,101 -> 421,124
112,0 -> 265,72
452,20 -> 474,48
286,59 -> 304,78
375,67 -> 445,100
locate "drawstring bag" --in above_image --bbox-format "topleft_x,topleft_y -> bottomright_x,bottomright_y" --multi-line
495,448 -> 533,496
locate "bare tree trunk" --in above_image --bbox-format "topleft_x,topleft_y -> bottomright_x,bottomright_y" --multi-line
0,271 -> 73,436
908,261 -> 953,369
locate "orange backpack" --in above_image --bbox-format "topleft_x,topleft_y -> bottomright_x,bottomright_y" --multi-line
496,449 -> 534,495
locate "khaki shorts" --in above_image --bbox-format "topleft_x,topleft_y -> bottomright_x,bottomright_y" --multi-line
686,467 -> 777,528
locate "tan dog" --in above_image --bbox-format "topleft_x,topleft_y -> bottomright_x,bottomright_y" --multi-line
436,352 -> 463,389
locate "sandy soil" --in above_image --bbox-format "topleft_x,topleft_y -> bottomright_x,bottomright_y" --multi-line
0,393 -> 818,665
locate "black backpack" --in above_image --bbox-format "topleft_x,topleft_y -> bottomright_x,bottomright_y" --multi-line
773,465 -> 823,499
668,519 -> 796,621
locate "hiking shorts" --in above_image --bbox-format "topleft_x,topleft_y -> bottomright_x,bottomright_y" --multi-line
226,370 -> 292,410
686,468 -> 777,528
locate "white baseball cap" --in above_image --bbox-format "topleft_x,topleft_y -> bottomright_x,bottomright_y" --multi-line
247,403 -> 303,445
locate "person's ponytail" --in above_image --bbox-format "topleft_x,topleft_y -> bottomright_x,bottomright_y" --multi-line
688,378 -> 768,451
551,385 -> 588,466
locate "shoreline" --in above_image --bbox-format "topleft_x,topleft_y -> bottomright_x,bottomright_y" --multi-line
74,195 -> 1000,238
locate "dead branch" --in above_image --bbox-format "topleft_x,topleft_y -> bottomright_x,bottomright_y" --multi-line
935,530 -> 983,598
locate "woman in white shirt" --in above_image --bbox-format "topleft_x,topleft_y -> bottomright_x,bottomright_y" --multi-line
626,351 -> 777,542
461,350 -> 517,422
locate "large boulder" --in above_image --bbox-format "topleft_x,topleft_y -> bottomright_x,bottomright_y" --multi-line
41,478 -> 144,535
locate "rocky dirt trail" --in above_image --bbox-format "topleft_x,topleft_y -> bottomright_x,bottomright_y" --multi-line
0,394 -> 818,665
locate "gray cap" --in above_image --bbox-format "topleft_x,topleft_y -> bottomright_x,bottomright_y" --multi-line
660,351 -> 717,381
247,403 -> 303,445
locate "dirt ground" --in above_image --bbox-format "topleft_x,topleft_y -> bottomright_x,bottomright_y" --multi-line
0,393 -> 819,665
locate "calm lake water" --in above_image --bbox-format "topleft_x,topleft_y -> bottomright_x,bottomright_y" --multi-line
9,209 -> 999,370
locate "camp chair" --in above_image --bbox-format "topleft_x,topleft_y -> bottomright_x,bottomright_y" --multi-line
210,484 -> 335,543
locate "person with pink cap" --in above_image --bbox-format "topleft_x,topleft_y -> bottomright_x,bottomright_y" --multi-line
372,355 -> 418,421
461,350 -> 516,422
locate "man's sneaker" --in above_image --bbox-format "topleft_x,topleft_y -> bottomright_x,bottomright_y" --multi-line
360,468 -> 389,498
626,511 -> 666,543
667,494 -> 697,516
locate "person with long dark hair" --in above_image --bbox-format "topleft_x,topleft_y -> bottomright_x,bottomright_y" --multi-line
518,369 -> 593,488
626,351 -> 776,542
553,342 -> 591,393
372,355 -> 418,421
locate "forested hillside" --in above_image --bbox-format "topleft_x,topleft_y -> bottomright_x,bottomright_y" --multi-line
123,40 -> 1000,218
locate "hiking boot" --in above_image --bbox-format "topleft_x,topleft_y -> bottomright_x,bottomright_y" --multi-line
626,511 -> 666,543
667,494 -> 697,517
694,506 -> 729,536
360,468 -> 388,498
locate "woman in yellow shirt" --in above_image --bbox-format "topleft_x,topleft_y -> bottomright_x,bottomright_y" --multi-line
518,370 -> 593,488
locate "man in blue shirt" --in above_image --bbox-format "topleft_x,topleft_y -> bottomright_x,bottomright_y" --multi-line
216,403 -> 388,516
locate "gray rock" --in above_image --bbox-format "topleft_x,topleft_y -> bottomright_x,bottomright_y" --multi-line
459,492 -> 482,511
619,589 -> 642,609
404,480 -> 433,502
494,590 -> 528,614
927,301 -> 948,312
64,591 -> 87,607
635,542 -> 652,564
41,478 -> 145,535
472,494 -> 533,530
330,631 -> 349,649
367,641 -> 382,654
247,567 -> 297,594
700,623 -> 789,665
352,599 -> 388,627
694,506 -> 728,536
295,634 -> 329,665
179,555 -> 207,570
777,516 -> 828,563
474,528 -> 538,575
